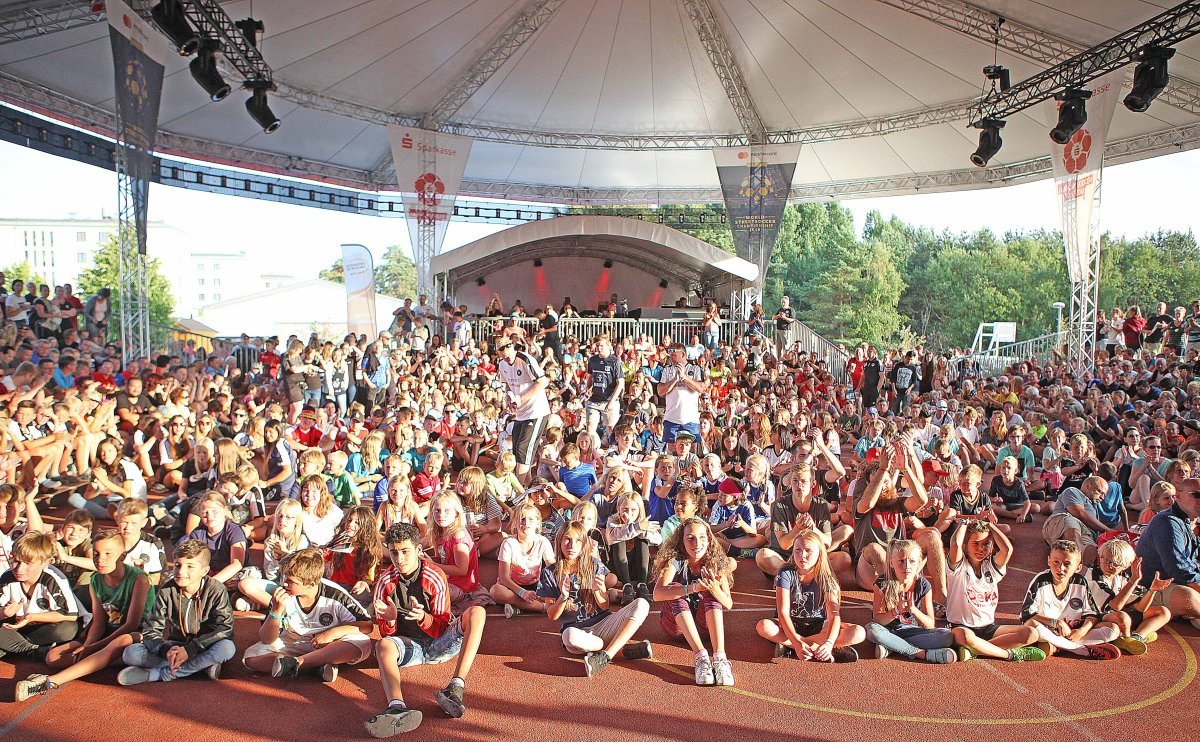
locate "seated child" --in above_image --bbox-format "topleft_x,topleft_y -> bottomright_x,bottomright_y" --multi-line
118,540 -> 236,684
237,499 -> 309,611
182,492 -> 249,590
652,517 -> 736,685
988,457 -> 1038,523
604,494 -> 661,603
427,492 -> 490,610
489,503 -> 555,618
557,444 -> 598,501
865,539 -> 957,664
0,532 -> 87,661
537,521 -> 651,678
116,499 -> 166,586
756,529 -> 865,663
945,521 -> 1045,661
1019,539 -> 1120,660
365,523 -> 487,737
52,509 -> 95,606
1137,481 -> 1175,528
328,450 -> 361,508
14,529 -> 154,700
660,484 -> 704,542
324,506 -> 382,605
242,547 -> 373,682
1085,539 -> 1172,654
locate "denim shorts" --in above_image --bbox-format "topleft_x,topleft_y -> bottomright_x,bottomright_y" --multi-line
384,619 -> 465,668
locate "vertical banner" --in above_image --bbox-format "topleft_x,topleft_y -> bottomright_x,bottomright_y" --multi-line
107,0 -> 166,255
713,143 -> 802,282
341,244 -> 378,339
387,126 -> 473,291
1046,69 -> 1124,283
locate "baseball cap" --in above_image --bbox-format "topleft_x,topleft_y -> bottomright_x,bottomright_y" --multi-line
921,460 -> 948,476
867,407 -> 878,414
936,400 -> 948,410
493,336 -> 513,350
675,431 -> 696,442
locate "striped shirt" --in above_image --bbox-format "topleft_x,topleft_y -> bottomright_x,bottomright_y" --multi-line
0,565 -> 89,624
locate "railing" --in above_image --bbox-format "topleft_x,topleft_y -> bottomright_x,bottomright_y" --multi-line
149,322 -> 226,360
962,331 -> 1065,377
468,316 -> 850,380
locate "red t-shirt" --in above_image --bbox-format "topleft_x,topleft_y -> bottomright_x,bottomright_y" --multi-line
412,471 -> 441,503
289,424 -> 323,448
433,529 -> 479,593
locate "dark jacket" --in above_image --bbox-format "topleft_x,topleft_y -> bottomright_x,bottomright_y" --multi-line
141,575 -> 234,659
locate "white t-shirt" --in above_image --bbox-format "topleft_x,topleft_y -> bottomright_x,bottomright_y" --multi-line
302,506 -> 343,547
276,579 -> 369,640
946,556 -> 1005,628
660,363 -> 706,425
496,534 -> 555,586
499,351 -> 550,421
0,565 -> 90,625
5,294 -> 29,322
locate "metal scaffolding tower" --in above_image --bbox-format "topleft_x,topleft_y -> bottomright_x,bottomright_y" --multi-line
114,113 -> 150,363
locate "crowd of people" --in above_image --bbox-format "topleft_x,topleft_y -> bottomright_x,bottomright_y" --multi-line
2,278 -> 1200,736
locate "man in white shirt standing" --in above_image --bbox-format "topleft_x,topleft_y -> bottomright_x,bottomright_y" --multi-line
656,343 -> 708,444
495,337 -> 550,484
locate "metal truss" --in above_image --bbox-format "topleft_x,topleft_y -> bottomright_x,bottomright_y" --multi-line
682,0 -> 766,140
0,0 -> 102,45
137,0 -> 274,85
876,0 -> 1200,116
970,2 -> 1200,125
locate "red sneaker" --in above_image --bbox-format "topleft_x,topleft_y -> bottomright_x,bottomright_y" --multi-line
1084,643 -> 1120,661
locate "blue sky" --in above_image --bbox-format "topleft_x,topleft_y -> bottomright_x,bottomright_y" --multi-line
1,138 -> 1198,279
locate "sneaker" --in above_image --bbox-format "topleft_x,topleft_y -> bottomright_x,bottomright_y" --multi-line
206,662 -> 223,680
1139,631 -> 1158,644
364,707 -> 424,738
1113,636 -> 1148,656
1083,643 -> 1121,661
620,583 -> 636,606
583,650 -> 610,678
504,603 -> 520,619
874,644 -> 890,660
1190,618 -> 1200,632
14,674 -> 55,702
924,648 -> 958,664
738,548 -> 760,560
957,645 -> 976,662
774,643 -> 797,661
233,597 -> 252,612
694,653 -> 715,685
831,646 -> 859,663
435,682 -> 466,718
321,664 -> 339,683
117,666 -> 153,686
271,656 -> 300,678
1023,514 -> 1034,524
1009,646 -> 1046,662
636,582 -> 652,602
711,656 -> 734,686
621,640 -> 653,661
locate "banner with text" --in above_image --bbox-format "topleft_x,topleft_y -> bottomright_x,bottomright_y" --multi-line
713,143 -> 802,283
341,244 -> 378,339
108,0 -> 167,255
1046,68 -> 1124,283
388,126 -> 473,291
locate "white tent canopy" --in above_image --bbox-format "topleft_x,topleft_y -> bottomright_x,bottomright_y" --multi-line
2,1 -> 1198,204
431,215 -> 757,313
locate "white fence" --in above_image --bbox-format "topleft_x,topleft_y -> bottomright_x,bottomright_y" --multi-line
961,331 -> 1064,377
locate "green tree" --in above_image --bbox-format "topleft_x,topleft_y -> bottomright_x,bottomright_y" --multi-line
806,241 -> 906,346
0,262 -> 47,287
319,245 -> 418,300
75,235 -> 175,325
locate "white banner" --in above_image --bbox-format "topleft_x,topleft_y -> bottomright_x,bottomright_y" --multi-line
1046,69 -> 1124,283
341,244 -> 377,339
107,0 -> 169,65
387,126 -> 473,291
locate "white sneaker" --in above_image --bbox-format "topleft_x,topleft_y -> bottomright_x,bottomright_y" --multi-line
1190,618 -> 1200,632
694,653 -> 715,686
233,597 -> 252,612
118,667 -> 153,686
711,657 -> 734,687
504,604 -> 520,619
321,663 -> 338,683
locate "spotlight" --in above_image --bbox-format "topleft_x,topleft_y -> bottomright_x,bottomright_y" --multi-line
476,277 -> 486,286
603,259 -> 613,269
1049,89 -> 1090,145
189,40 -> 231,102
245,81 -> 281,133
533,258 -> 543,268
983,65 -> 1010,92
659,279 -> 669,289
1124,46 -> 1175,113
150,0 -> 199,56
970,118 -> 1005,168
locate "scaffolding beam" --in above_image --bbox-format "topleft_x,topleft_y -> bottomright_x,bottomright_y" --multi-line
682,0 -> 767,141
0,0 -> 102,45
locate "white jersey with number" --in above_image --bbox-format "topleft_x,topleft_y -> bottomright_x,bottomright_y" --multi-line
946,556 -> 1004,627
499,351 -> 550,421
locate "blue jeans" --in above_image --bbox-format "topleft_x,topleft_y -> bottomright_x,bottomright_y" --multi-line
122,639 -> 236,681
865,622 -> 953,659
384,621 -> 464,668
68,491 -> 118,519
703,331 -> 719,350
662,420 -> 699,444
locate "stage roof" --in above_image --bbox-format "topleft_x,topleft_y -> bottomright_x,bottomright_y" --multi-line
2,1 -> 1199,204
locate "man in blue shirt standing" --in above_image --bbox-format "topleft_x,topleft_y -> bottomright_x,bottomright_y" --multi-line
1136,482 -> 1200,627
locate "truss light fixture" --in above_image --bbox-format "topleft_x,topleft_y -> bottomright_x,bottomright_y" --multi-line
150,0 -> 200,56
970,118 -> 1005,167
476,277 -> 486,286
603,259 -> 613,269
245,81 -> 281,133
533,258 -> 543,268
1124,47 -> 1176,113
1049,89 -> 1090,145
235,18 -> 265,48
659,279 -> 669,289
983,65 -> 1011,92
190,40 -> 231,102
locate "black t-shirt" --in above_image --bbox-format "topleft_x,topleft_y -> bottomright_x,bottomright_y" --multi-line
861,358 -> 881,389
586,355 -> 622,403
115,392 -> 147,415
539,314 -> 559,337
1146,314 -> 1173,343
890,362 -> 917,391
775,306 -> 794,330
768,495 -> 831,555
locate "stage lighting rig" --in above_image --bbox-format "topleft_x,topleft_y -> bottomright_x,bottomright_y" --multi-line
190,39 -> 231,101
969,118 -> 1005,167
1124,46 -> 1176,112
150,0 -> 199,56
1049,89 -> 1090,145
245,81 -> 281,133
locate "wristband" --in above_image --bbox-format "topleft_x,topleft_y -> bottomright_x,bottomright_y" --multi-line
266,611 -> 284,622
